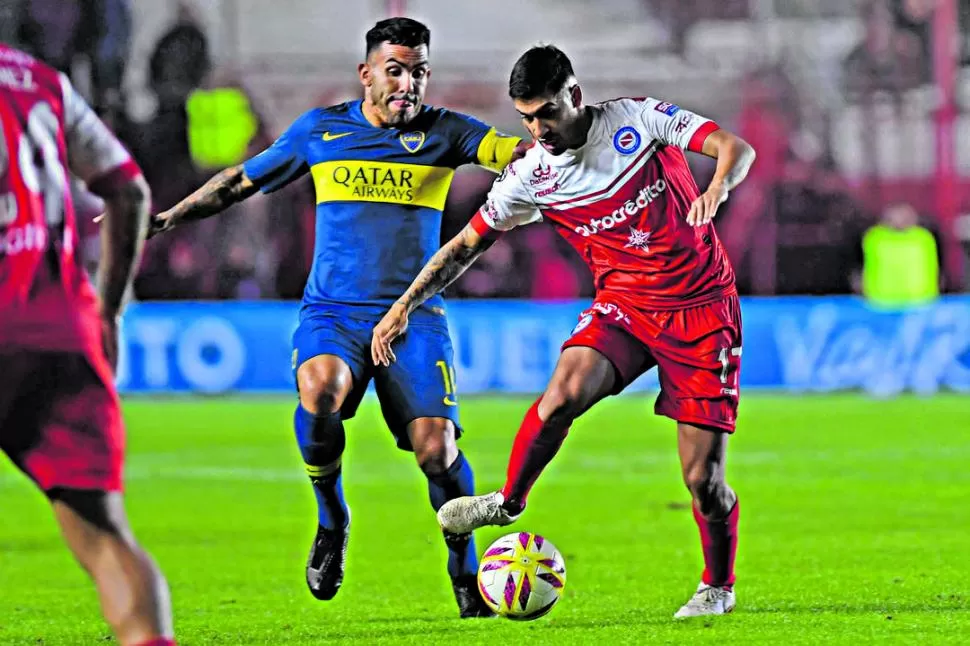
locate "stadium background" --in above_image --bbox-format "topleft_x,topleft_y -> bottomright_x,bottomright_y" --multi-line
2,1 -> 969,644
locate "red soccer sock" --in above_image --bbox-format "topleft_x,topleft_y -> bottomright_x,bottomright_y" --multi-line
693,497 -> 740,588
133,639 -> 176,646
500,398 -> 570,512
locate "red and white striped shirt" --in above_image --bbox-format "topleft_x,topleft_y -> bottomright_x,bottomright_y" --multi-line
472,97 -> 735,310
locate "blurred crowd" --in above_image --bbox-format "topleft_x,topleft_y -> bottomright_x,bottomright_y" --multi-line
1,0 -> 965,301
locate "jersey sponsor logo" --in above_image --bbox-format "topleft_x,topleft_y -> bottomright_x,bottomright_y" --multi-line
321,131 -> 352,142
399,131 -> 426,153
612,126 -> 642,155
530,163 -> 557,186
592,302 -> 632,325
573,179 -> 666,238
624,228 -> 651,253
534,182 -> 560,198
654,101 -> 681,117
0,223 -> 48,255
674,112 -> 694,134
311,160 -> 454,210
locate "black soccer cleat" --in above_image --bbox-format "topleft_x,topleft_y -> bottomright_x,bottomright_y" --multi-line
452,573 -> 496,619
306,522 -> 349,601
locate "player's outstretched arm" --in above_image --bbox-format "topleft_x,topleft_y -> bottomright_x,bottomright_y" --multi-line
97,174 -> 151,368
686,129 -> 756,227
148,165 -> 258,237
371,222 -> 497,366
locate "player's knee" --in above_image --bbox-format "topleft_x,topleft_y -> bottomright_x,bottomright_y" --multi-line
298,368 -> 350,414
412,422 -> 457,476
682,466 -> 731,516
540,376 -> 592,423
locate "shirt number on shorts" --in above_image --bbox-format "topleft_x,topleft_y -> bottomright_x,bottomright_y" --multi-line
718,346 -> 742,395
435,360 -> 458,407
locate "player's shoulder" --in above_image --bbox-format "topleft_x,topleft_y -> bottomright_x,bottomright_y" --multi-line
493,143 -> 542,190
419,104 -> 490,134
596,96 -> 683,120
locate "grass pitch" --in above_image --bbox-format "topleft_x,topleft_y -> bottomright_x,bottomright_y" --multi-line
1,394 -> 968,645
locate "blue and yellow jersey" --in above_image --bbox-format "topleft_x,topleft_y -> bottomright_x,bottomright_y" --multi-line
243,100 -> 520,319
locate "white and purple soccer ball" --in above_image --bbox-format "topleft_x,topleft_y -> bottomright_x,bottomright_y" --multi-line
477,532 -> 567,620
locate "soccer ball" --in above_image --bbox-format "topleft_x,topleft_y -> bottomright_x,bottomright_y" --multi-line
477,532 -> 567,620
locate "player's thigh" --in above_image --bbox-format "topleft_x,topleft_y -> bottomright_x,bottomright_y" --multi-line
553,311 -> 654,418
652,296 -> 743,433
293,314 -> 371,416
374,323 -> 460,452
3,352 -> 125,493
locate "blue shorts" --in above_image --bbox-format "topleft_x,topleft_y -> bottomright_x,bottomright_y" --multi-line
292,309 -> 461,451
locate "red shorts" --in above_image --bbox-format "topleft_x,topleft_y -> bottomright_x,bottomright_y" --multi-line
562,294 -> 743,432
0,350 -> 125,492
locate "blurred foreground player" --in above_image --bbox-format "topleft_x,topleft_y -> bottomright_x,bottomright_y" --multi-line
0,45 -> 175,644
146,18 -> 524,616
373,45 -> 756,618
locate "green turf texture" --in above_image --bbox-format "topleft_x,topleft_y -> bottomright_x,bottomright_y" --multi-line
1,395 -> 968,645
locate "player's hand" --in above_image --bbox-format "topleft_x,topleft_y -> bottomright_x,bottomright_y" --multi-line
371,302 -> 410,367
686,182 -> 729,227
99,313 -> 120,373
146,209 -> 177,239
94,210 -> 175,239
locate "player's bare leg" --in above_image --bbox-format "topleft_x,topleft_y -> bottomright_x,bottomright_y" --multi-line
295,354 -> 355,600
674,423 -> 739,618
408,417 -> 493,618
437,347 -> 616,534
51,490 -> 174,646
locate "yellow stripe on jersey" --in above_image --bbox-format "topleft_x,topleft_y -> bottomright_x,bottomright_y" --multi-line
476,129 -> 522,172
311,160 -> 454,210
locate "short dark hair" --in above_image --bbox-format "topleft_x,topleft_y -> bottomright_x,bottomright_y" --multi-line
365,17 -> 430,57
509,45 -> 575,100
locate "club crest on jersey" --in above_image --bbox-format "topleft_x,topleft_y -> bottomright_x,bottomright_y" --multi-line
399,131 -> 425,153
613,126 -> 641,155
571,313 -> 593,335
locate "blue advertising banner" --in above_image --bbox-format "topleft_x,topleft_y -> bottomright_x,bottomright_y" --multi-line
116,297 -> 970,397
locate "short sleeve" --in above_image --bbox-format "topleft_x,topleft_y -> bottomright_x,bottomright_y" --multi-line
242,108 -> 318,193
448,110 -> 521,172
60,73 -> 141,197
473,162 -> 541,233
637,98 -> 719,153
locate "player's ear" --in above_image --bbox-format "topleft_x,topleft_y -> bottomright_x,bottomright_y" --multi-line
358,62 -> 371,88
569,84 -> 583,109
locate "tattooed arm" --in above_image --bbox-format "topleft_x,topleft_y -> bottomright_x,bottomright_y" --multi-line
148,165 -> 258,237
371,222 -> 499,366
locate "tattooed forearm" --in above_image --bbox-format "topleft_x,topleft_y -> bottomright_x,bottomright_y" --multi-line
168,165 -> 258,225
397,225 -> 493,313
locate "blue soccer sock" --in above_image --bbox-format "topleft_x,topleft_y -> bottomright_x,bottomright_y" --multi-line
294,404 -> 349,531
427,451 -> 479,578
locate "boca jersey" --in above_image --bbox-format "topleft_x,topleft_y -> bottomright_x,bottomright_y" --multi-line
243,100 -> 520,319
472,97 -> 737,310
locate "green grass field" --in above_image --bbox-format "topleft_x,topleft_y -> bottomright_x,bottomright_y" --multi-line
1,394 -> 968,645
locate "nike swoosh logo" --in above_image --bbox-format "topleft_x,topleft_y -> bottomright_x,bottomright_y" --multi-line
443,396 -> 457,407
322,131 -> 352,141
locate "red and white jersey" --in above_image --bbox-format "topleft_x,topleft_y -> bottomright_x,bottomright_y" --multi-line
472,97 -> 736,310
0,44 -> 141,352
